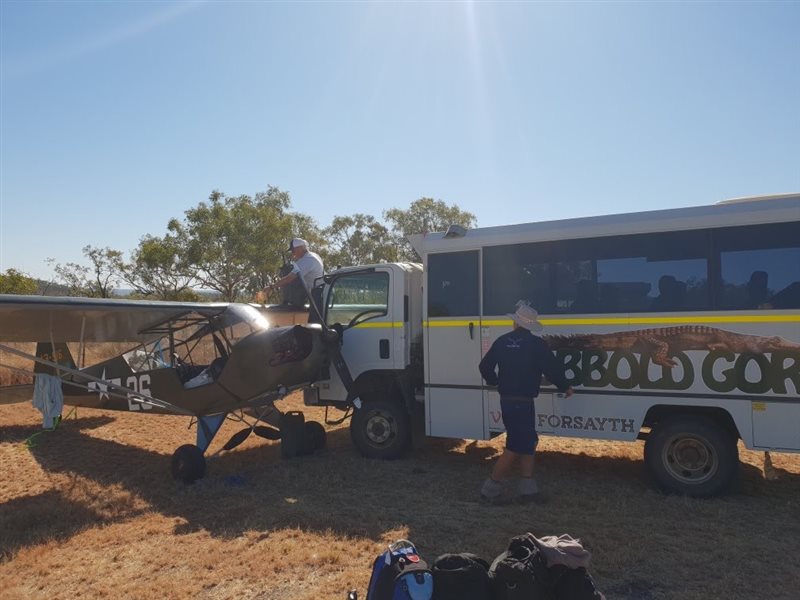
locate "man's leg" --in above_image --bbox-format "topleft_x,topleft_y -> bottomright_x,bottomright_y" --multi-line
519,453 -> 535,478
481,448 -> 519,503
514,401 -> 544,502
517,448 -> 548,503
491,448 -> 519,481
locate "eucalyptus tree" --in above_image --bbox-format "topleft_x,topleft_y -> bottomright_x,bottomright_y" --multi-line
323,213 -> 398,269
384,197 -> 477,261
122,234 -> 199,301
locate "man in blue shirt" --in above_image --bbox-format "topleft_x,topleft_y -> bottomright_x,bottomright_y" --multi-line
478,302 -> 574,504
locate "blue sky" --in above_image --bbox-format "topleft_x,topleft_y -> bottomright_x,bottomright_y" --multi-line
1,1 -> 798,280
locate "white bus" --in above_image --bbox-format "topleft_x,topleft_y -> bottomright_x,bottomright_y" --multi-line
307,193 -> 800,497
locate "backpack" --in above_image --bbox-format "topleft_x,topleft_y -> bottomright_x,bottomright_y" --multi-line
489,534 -> 552,600
366,540 -> 433,600
549,565 -> 604,600
431,553 -> 491,600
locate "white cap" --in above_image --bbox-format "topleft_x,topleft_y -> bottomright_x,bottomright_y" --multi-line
288,238 -> 308,251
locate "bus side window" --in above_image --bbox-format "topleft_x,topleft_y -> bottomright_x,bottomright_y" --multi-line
651,275 -> 687,311
716,222 -> 800,310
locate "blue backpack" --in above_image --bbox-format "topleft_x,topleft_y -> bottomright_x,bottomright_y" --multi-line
366,540 -> 433,600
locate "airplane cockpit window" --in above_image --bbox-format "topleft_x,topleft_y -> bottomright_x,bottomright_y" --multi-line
123,342 -> 170,372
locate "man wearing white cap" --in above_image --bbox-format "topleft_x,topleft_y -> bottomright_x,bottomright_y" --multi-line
478,301 -> 574,504
264,238 -> 324,304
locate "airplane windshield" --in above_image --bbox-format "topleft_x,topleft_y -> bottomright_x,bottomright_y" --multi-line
222,304 -> 270,333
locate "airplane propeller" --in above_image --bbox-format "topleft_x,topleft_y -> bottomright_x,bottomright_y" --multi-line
221,427 -> 253,451
254,425 -> 281,440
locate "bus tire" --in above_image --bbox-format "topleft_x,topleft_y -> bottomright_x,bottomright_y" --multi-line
644,415 -> 738,498
350,397 -> 411,459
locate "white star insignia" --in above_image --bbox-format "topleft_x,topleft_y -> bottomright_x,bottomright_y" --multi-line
87,369 -> 110,401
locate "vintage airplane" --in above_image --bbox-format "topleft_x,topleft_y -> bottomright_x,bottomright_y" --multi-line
0,294 -> 351,483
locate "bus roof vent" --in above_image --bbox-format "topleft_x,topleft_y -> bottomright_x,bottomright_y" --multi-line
443,224 -> 468,238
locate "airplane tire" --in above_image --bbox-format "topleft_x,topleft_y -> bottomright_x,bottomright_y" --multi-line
644,415 -> 738,498
171,444 -> 206,484
305,421 -> 327,452
350,398 -> 410,460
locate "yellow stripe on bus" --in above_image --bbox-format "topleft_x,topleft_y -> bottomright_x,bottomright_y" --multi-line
424,314 -> 800,327
352,321 -> 405,329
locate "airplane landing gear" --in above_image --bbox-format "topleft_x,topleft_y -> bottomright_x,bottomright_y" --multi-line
171,444 -> 206,483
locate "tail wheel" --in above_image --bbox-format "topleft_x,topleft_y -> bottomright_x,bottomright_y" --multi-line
350,397 -> 411,459
171,444 -> 206,484
644,415 -> 738,497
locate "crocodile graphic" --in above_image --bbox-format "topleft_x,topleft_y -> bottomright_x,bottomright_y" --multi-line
543,326 -> 800,368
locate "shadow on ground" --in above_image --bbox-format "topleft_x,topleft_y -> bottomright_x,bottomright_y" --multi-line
2,413 -> 799,598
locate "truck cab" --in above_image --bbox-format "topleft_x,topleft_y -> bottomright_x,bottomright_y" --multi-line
303,263 -> 423,458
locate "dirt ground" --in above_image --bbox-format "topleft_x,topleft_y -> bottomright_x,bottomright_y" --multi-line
1,394 -> 799,600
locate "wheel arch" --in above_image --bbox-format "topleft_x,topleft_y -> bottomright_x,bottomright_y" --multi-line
643,404 -> 742,442
352,369 -> 410,409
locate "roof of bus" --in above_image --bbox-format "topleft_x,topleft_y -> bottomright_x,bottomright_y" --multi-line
409,192 -> 800,257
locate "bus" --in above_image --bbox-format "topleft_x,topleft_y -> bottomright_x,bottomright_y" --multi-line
308,193 -> 800,497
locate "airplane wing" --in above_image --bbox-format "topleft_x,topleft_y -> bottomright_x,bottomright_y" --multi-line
0,296 -> 254,415
0,295 -> 229,343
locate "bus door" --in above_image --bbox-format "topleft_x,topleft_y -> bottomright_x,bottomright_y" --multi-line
425,250 -> 485,439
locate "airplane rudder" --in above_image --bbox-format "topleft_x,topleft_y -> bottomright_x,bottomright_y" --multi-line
34,342 -> 76,374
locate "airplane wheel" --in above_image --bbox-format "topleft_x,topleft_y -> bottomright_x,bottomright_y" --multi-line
305,421 -> 327,452
171,444 -> 206,484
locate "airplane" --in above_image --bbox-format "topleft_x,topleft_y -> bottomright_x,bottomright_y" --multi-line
0,294 -> 352,483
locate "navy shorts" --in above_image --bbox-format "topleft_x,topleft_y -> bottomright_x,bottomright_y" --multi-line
501,396 -> 538,455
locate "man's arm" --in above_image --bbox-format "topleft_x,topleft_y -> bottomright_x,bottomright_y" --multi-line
478,344 -> 499,386
266,271 -> 298,291
541,344 -> 574,398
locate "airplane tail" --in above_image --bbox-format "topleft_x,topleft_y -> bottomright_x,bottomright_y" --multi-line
34,342 -> 77,375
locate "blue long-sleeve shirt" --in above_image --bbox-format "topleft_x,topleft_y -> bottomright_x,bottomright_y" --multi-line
478,329 -> 570,398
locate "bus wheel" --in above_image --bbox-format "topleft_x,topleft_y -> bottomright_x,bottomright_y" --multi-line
644,415 -> 738,498
350,397 -> 411,459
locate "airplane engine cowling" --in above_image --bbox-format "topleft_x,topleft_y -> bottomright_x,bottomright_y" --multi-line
218,324 -> 328,402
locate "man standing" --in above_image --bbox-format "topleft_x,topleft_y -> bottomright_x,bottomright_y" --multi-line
478,302 -> 574,504
264,238 -> 324,308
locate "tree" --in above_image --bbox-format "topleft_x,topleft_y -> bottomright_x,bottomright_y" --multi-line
177,187 -> 318,302
51,259 -> 91,297
323,213 -> 399,268
121,234 -> 198,301
383,197 -> 477,261
51,246 -> 122,298
0,268 -> 38,295
84,246 -> 123,298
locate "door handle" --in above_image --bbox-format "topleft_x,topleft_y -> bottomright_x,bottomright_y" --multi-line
468,322 -> 474,340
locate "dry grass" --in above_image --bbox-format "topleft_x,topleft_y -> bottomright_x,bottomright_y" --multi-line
1,394 -> 799,600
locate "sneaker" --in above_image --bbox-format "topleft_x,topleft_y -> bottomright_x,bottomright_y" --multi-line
480,478 -> 507,505
515,477 -> 548,504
